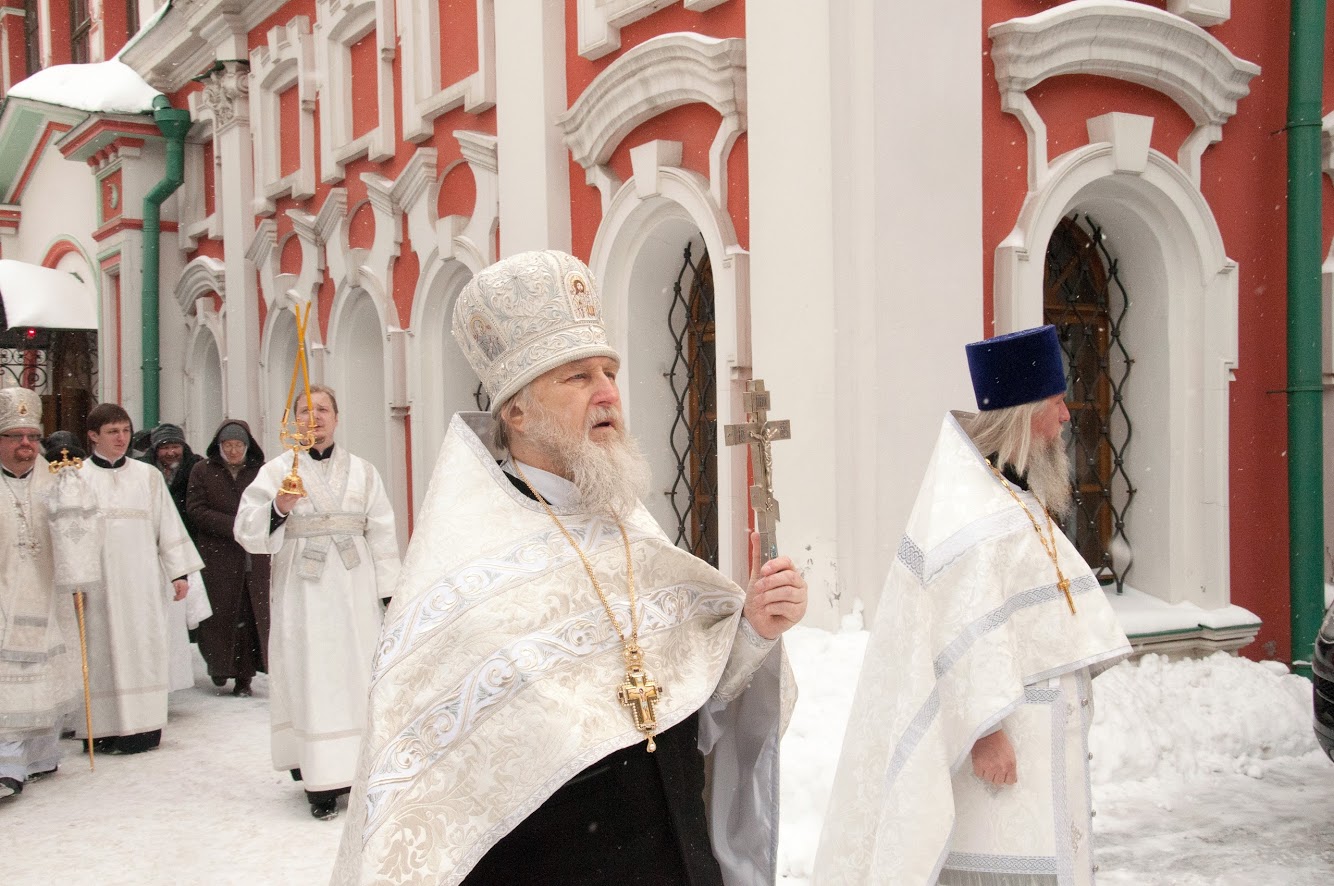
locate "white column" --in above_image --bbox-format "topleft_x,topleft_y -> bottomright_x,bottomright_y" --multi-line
747,1 -> 983,627
494,0 -> 571,256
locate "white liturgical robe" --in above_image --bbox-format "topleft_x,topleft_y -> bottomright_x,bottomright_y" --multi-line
815,413 -> 1131,886
80,457 -> 202,738
234,445 -> 400,792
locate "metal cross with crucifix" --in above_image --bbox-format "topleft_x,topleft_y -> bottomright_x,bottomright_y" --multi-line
724,379 -> 791,563
618,658 -> 663,752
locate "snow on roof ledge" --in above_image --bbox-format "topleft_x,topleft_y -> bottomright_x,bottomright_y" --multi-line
1105,584 -> 1261,638
6,59 -> 162,115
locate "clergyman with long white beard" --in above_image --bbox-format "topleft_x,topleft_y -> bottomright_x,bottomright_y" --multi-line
332,249 -> 808,886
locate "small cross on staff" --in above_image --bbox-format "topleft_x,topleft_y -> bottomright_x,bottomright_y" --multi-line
724,379 -> 791,563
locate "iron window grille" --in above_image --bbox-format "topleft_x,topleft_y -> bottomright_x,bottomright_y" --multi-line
1043,214 -> 1135,592
666,242 -> 719,567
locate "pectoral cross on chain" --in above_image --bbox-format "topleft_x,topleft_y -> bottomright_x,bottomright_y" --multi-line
724,379 -> 791,563
618,656 -> 662,752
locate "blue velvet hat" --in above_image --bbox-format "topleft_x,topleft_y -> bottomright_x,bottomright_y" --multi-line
965,325 -> 1067,411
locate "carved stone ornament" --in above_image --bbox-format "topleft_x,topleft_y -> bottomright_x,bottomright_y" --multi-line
201,63 -> 251,129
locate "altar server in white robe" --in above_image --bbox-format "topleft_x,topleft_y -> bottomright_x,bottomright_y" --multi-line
80,402 -> 203,755
815,325 -> 1131,886
331,250 -> 809,886
0,388 -> 77,800
234,385 -> 400,820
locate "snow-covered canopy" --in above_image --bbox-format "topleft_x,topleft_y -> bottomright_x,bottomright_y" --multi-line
0,260 -> 98,330
5,59 -> 161,115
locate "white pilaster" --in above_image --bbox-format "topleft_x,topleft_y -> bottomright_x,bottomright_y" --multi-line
494,0 -> 570,256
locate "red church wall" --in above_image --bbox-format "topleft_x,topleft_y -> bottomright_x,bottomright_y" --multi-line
349,28 -> 378,141
279,85 -> 300,178
440,0 -> 481,87
202,141 -> 216,218
193,238 -> 223,264
564,0 -> 747,262
982,2 -> 1299,659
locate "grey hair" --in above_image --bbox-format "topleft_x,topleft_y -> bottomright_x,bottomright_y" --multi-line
965,400 -> 1044,476
492,383 -> 536,451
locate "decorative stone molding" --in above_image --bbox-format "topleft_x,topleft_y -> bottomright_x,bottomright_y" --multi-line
246,218 -> 297,310
989,0 -> 1259,188
1167,0 -> 1230,27
196,61 -> 250,132
397,0 -> 496,142
315,0 -> 396,184
175,256 -> 226,315
452,130 -> 499,270
250,17 -> 318,216
576,0 -> 732,60
286,188 -> 347,302
558,33 -> 745,210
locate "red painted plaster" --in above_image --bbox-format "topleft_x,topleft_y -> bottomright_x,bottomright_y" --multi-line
348,199 -> 375,251
279,85 -> 300,178
349,29 -> 378,141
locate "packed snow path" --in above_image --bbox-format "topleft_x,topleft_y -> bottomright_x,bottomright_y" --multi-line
2,627 -> 1332,884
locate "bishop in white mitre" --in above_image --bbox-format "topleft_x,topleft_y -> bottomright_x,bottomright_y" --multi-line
815,326 -> 1131,886
79,403 -> 202,755
0,388 -> 78,800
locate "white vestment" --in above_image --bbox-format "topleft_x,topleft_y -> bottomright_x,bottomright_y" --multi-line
0,459 -> 78,777
330,413 -> 794,886
815,414 -> 1131,886
234,445 -> 400,791
80,458 -> 203,738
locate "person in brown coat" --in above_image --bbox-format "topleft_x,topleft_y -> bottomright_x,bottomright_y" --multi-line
186,420 -> 271,697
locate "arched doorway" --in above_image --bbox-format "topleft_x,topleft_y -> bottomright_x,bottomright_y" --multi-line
187,329 -> 225,450
332,289 -> 390,493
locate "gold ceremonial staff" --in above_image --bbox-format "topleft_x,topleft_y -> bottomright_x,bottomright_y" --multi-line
47,447 -> 95,771
278,301 -> 316,497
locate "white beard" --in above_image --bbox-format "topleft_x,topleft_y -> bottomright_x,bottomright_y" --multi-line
521,404 -> 652,520
1025,435 -> 1073,519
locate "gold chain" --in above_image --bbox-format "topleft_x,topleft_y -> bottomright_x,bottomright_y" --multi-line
987,461 -> 1076,614
511,461 -> 662,751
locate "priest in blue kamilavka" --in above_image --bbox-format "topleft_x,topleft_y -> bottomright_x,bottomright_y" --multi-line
332,250 -> 808,885
815,325 -> 1131,886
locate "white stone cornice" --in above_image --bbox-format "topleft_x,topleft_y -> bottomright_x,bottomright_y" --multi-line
455,130 -> 498,174
989,1 -> 1258,127
989,0 -> 1258,189
391,148 -> 438,216
246,218 -> 282,308
558,33 -> 746,172
175,256 -> 226,315
1168,0 -> 1230,27
452,130 -> 499,269
576,0 -> 732,60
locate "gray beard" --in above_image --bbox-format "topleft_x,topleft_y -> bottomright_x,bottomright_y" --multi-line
521,406 -> 652,520
1025,435 -> 1073,519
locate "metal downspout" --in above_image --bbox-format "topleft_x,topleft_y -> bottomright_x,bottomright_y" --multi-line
141,95 -> 191,427
1287,0 -> 1327,675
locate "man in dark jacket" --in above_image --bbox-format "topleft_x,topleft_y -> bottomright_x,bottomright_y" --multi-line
142,423 -> 203,536
186,420 -> 271,697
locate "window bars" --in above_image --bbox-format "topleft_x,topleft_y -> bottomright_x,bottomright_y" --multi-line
666,242 -> 720,567
1043,215 -> 1134,592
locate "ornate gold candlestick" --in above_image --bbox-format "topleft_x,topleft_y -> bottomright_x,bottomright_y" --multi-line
278,300 -> 317,498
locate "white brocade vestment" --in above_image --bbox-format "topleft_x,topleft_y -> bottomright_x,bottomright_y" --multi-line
234,445 -> 400,792
330,413 -> 795,886
814,413 -> 1131,886
80,458 -> 203,738
0,459 -> 79,749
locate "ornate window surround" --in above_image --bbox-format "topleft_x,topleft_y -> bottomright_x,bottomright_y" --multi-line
575,0 -> 731,60
314,0 -> 396,184
396,0 -> 496,142
250,16 -> 317,216
988,0 -> 1258,189
994,111 -> 1238,612
557,32 -> 745,212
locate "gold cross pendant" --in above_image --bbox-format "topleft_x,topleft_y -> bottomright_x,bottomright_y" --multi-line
1059,577 -> 1076,614
617,661 -> 663,752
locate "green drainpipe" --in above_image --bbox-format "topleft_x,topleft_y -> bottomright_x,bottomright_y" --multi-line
1287,0 -> 1327,677
141,95 -> 191,428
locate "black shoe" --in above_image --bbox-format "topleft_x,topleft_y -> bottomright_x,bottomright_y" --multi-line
232,679 -> 252,698
211,676 -> 227,687
27,766 -> 57,783
0,777 -> 21,799
310,798 -> 338,820
290,768 -> 303,782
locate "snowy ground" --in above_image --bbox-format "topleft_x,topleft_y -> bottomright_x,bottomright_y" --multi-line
2,626 -> 1332,885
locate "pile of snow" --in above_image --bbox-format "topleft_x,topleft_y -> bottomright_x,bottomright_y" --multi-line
6,59 -> 161,115
1089,652 -> 1318,783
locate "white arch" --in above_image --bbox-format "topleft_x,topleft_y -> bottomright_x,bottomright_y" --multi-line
185,322 -> 225,451
259,301 -> 302,458
589,151 -> 750,584
175,256 -> 226,315
995,135 -> 1237,610
406,254 -> 478,512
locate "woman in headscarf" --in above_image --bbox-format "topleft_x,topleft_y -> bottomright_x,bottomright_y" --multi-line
186,420 -> 270,696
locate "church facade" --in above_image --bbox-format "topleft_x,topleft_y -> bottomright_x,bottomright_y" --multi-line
0,0 -> 1330,661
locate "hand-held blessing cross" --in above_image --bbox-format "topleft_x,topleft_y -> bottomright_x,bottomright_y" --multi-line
724,379 -> 791,563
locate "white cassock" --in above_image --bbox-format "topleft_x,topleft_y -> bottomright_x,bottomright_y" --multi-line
814,413 -> 1131,886
79,458 -> 202,738
234,445 -> 400,792
0,458 -> 79,780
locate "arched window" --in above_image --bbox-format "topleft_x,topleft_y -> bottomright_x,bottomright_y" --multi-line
1043,215 -> 1134,590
